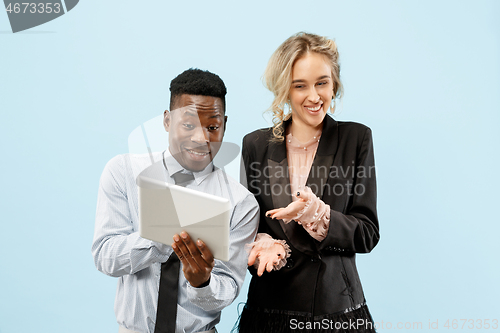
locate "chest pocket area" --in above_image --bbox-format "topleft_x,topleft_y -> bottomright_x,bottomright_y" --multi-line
323,177 -> 353,213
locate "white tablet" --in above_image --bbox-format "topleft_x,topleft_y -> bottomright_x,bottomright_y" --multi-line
137,175 -> 231,261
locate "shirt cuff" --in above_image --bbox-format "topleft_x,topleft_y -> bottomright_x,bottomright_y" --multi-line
151,240 -> 172,262
186,274 -> 218,299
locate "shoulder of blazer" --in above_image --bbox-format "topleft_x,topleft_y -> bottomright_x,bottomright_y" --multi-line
336,120 -> 371,137
243,127 -> 273,146
335,120 -> 373,149
242,127 -> 275,160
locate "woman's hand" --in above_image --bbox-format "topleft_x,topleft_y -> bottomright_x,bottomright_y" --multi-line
248,242 -> 286,276
266,190 -> 312,222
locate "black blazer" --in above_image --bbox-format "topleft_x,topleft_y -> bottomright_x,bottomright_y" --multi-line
241,115 -> 380,316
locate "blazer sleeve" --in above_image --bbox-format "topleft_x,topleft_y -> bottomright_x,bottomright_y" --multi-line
318,127 -> 380,254
240,135 -> 252,191
241,133 -> 269,237
241,133 -> 258,196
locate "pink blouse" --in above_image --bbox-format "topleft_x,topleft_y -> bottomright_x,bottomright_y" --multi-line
283,131 -> 330,242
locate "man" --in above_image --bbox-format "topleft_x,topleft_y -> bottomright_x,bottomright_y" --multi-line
92,69 -> 259,333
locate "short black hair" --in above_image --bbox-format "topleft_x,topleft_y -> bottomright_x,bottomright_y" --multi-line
169,68 -> 227,112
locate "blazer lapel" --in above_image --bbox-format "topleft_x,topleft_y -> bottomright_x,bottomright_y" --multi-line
267,134 -> 293,221
267,158 -> 292,211
306,115 -> 339,199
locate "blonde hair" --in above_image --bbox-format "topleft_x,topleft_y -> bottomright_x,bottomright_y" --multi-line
264,32 -> 343,141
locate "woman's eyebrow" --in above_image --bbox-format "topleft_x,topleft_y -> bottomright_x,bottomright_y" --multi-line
291,75 -> 331,84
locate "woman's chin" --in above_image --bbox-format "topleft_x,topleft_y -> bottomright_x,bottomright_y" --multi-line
305,113 -> 327,128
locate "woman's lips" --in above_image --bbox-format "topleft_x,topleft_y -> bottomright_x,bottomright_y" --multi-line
304,103 -> 323,114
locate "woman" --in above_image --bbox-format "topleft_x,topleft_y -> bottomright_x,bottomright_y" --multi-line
239,32 -> 380,332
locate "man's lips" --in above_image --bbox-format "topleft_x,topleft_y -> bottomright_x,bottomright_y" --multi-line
184,148 -> 210,156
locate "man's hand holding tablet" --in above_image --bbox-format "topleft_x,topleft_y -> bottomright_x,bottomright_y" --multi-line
172,231 -> 215,288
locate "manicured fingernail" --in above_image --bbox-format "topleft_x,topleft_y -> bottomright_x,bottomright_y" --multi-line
172,244 -> 177,250
173,235 -> 180,242
197,240 -> 203,247
181,232 -> 187,239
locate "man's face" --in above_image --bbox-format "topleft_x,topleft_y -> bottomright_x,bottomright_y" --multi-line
164,94 -> 226,172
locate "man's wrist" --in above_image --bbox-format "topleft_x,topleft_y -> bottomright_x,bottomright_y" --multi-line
194,276 -> 211,288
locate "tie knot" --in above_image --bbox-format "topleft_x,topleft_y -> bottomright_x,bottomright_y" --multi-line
172,171 -> 195,186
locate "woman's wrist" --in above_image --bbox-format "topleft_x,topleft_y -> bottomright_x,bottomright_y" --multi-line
246,233 -> 291,271
293,187 -> 331,241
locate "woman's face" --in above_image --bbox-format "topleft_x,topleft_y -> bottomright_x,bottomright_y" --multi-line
289,52 -> 334,131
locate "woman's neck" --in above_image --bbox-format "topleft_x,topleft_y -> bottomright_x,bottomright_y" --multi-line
289,120 -> 323,143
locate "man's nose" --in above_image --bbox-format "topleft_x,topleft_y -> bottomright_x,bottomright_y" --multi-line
191,126 -> 209,144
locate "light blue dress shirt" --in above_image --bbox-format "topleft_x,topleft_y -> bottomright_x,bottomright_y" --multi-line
92,150 -> 259,333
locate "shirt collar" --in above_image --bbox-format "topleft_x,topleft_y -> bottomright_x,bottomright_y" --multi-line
163,149 -> 214,185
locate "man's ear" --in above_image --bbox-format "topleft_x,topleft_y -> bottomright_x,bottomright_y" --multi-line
163,110 -> 171,132
223,115 -> 228,132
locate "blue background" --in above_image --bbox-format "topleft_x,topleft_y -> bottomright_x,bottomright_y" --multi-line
1,1 -> 499,332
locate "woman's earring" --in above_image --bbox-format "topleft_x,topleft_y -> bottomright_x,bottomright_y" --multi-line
329,98 -> 335,113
